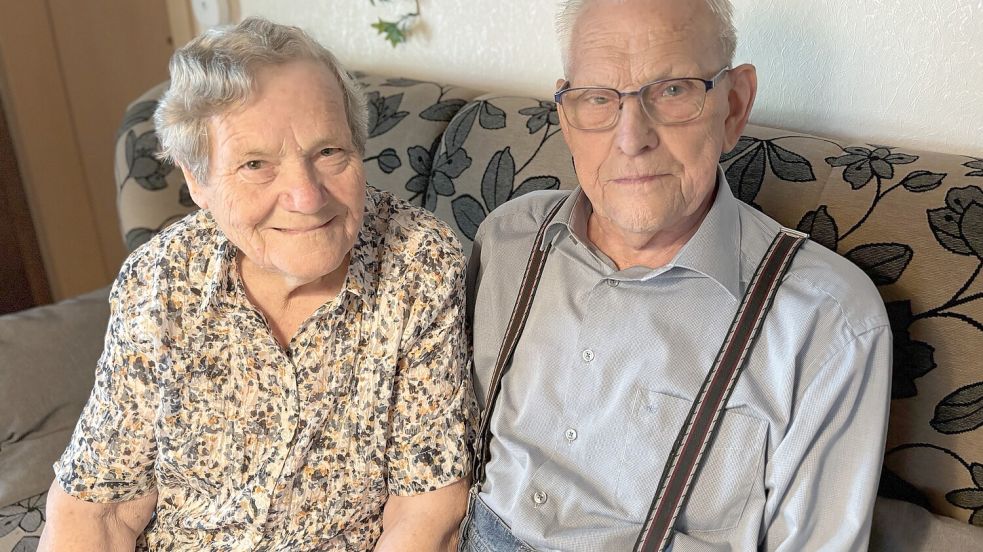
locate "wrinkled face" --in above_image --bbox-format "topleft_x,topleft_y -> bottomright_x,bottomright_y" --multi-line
559,0 -> 740,244
185,59 -> 365,287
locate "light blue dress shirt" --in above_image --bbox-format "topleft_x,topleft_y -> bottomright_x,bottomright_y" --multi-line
467,170 -> 892,551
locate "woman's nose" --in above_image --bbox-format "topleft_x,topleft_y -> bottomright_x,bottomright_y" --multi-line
282,163 -> 328,213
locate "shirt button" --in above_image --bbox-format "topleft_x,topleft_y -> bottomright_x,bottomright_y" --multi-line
532,491 -> 548,505
565,428 -> 578,441
581,349 -> 595,363
608,279 -> 620,287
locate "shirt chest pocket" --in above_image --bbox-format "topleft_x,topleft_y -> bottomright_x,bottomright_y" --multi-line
617,387 -> 767,533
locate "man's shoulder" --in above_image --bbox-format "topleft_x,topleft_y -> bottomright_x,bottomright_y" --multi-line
739,203 -> 889,336
789,240 -> 889,334
477,189 -> 572,243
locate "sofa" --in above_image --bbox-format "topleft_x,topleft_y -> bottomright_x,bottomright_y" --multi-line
2,71 -> 982,551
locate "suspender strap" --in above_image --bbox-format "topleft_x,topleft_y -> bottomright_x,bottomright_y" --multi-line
473,198 -> 566,487
634,229 -> 807,552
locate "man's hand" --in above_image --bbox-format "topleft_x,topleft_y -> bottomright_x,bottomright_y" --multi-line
38,480 -> 157,552
375,478 -> 470,552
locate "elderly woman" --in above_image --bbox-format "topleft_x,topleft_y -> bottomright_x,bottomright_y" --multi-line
40,17 -> 473,551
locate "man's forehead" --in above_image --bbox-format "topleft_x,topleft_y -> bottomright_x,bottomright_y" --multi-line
567,0 -> 720,76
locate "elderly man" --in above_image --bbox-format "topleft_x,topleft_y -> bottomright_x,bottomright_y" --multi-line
464,0 -> 891,550
40,18 -> 473,551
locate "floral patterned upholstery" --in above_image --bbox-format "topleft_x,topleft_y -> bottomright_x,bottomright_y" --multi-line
0,493 -> 44,551
718,127 -> 983,527
5,72 -> 976,552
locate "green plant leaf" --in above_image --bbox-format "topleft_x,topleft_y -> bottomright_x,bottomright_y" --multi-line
371,19 -> 405,47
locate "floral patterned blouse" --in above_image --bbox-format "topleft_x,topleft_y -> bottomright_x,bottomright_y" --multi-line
54,187 -> 475,551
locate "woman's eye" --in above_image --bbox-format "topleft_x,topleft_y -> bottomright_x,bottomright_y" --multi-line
237,159 -> 275,182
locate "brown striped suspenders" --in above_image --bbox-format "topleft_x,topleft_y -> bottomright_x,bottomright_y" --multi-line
634,228 -> 806,552
470,196 -> 808,552
473,198 -> 566,488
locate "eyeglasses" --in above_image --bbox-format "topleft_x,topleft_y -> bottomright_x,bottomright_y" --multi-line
553,67 -> 730,130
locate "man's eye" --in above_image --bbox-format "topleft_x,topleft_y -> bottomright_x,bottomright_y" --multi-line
658,82 -> 696,98
320,147 -> 341,157
663,85 -> 683,97
584,94 -> 611,106
242,160 -> 264,170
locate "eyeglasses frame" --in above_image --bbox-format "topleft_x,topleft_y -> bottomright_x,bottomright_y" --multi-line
553,66 -> 732,130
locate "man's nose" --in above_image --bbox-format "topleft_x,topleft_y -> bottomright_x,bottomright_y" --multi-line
282,162 -> 328,213
614,96 -> 660,156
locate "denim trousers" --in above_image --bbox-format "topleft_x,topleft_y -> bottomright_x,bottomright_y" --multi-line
458,488 -> 538,552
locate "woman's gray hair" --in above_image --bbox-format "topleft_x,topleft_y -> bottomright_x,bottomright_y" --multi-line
154,17 -> 368,185
555,0 -> 737,75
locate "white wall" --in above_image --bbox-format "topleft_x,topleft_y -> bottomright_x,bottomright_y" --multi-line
236,0 -> 983,156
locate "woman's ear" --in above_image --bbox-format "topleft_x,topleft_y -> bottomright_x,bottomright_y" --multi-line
179,165 -> 209,210
722,63 -> 758,153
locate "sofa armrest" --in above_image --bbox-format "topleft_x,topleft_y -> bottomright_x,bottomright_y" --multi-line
0,287 -> 111,506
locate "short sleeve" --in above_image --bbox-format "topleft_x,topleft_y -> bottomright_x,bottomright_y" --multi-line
53,268 -> 160,502
385,235 -> 477,496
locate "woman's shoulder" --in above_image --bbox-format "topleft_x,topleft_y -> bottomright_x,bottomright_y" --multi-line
366,187 -> 466,266
112,210 -> 223,304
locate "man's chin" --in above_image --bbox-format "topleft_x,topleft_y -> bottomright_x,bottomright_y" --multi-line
601,205 -> 667,232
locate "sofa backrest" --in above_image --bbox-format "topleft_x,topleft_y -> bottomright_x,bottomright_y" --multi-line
114,72 -> 983,528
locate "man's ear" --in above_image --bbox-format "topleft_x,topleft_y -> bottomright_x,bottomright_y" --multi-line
722,63 -> 757,153
179,165 -> 209,210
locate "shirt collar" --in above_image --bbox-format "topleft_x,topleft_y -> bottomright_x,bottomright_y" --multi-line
198,186 -> 381,313
198,212 -> 237,313
671,166 -> 742,300
543,188 -> 587,247
543,166 -> 742,300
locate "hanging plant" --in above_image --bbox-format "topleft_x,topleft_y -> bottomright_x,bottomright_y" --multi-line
369,0 -> 421,47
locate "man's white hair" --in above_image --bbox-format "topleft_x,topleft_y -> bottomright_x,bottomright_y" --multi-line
555,0 -> 737,76
154,17 -> 368,185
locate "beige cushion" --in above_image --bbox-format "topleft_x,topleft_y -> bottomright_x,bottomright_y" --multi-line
0,287 -> 110,506
871,497 -> 983,551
